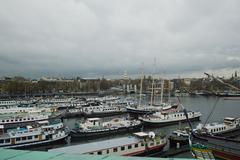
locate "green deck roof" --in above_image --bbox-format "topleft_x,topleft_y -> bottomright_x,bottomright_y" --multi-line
0,149 -> 195,160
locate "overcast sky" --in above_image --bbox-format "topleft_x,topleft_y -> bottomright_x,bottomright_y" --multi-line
0,0 -> 240,79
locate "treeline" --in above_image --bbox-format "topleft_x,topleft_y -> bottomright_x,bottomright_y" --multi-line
0,78 -> 116,95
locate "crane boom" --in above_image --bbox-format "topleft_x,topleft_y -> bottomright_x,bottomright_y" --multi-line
204,72 -> 240,91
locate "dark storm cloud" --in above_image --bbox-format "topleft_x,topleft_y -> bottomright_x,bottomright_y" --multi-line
0,0 -> 240,78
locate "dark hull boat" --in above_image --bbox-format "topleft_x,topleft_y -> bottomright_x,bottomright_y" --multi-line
126,106 -> 155,115
71,118 -> 143,140
187,73 -> 240,160
70,123 -> 143,139
142,116 -> 201,127
191,133 -> 240,160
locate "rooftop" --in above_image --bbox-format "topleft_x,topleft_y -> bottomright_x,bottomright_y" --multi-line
49,136 -> 141,154
0,149 -> 195,160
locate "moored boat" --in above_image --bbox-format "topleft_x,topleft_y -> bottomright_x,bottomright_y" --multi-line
139,110 -> 201,127
0,120 -> 69,149
195,117 -> 240,138
190,133 -> 240,160
0,109 -> 62,129
82,105 -> 127,117
49,132 -> 167,156
70,117 -> 142,139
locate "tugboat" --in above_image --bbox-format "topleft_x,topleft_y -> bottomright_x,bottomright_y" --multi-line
49,132 -> 167,156
0,119 -> 69,149
70,117 -> 142,139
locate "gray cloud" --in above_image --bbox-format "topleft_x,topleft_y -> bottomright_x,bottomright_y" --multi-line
0,0 -> 240,78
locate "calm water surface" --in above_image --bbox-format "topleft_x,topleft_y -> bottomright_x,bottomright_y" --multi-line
38,96 -> 240,157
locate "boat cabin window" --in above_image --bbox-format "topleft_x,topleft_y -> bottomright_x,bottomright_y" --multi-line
128,145 -> 132,149
150,142 -> 154,146
16,138 -> 21,141
141,142 -> 144,146
5,139 -> 10,143
0,140 -> 3,143
34,135 -> 38,139
106,149 -> 109,154
156,141 -> 160,145
121,146 -> 125,151
113,148 -> 118,152
135,144 -> 138,148
27,136 -> 32,140
22,137 -> 27,141
97,151 -> 102,155
89,152 -> 93,155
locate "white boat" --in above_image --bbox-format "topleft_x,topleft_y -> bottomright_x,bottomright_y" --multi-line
139,110 -> 201,127
0,101 -> 18,107
82,105 -> 127,117
86,96 -> 120,102
0,109 -> 61,127
39,97 -> 75,104
0,120 -> 68,148
0,105 -> 50,115
195,117 -> 240,136
49,132 -> 167,156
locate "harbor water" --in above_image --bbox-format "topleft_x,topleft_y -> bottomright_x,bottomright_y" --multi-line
30,95 -> 240,157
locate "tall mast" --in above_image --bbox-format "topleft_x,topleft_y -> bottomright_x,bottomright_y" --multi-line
138,64 -> 144,107
150,58 -> 157,106
160,78 -> 164,104
150,78 -> 154,106
168,79 -> 171,103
